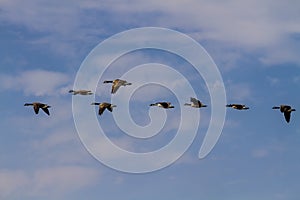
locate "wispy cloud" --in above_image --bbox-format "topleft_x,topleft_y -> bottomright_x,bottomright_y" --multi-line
266,76 -> 280,86
0,69 -> 70,96
0,170 -> 30,199
95,0 -> 300,65
1,1 -> 300,198
0,166 -> 100,199
32,166 -> 100,195
225,81 -> 253,102
251,149 -> 269,158
1,0 -> 299,65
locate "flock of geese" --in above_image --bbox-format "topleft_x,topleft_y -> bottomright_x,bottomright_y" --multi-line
24,78 -> 296,123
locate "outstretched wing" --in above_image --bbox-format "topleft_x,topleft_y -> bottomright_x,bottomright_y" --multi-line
280,105 -> 289,112
107,106 -> 113,112
234,104 -> 243,109
284,112 -> 291,123
190,97 -> 197,104
111,82 -> 121,94
33,104 -> 40,114
81,90 -> 92,95
158,102 -> 167,108
190,97 -> 201,106
41,107 -> 50,115
99,105 -> 106,115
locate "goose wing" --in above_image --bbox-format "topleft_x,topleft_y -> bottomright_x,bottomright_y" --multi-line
111,85 -> 121,94
111,81 -> 122,94
284,111 -> 291,123
41,107 -> 50,115
190,97 -> 200,106
33,104 -> 40,114
77,90 -> 85,95
106,105 -> 113,112
98,106 -> 106,115
80,90 -> 92,95
280,105 -> 291,112
159,102 -> 169,108
119,80 -> 131,85
233,104 -> 244,109
118,79 -> 127,85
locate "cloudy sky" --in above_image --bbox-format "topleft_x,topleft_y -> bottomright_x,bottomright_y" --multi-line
1,0 -> 300,199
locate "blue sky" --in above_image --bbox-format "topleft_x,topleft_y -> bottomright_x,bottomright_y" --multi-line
1,0 -> 300,199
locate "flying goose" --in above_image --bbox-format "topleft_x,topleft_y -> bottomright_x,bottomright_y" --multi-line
150,102 -> 174,109
103,79 -> 132,94
272,105 -> 296,123
184,97 -> 207,108
91,102 -> 117,115
69,90 -> 93,95
226,104 -> 249,110
24,102 -> 51,115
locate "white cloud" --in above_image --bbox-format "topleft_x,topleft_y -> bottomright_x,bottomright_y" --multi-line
259,43 -> 300,65
30,127 -> 76,149
32,166 -> 100,194
293,76 -> 300,84
225,81 -> 253,102
251,149 -> 269,158
0,0 -> 77,32
266,76 -> 280,86
0,0 -> 102,57
0,170 -> 29,199
0,166 -> 100,198
1,0 -> 300,65
0,69 -> 70,96
95,0 -> 300,47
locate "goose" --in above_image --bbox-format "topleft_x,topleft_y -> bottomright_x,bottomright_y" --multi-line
103,79 -> 132,94
272,105 -> 296,123
24,102 -> 51,115
226,104 -> 249,110
184,97 -> 207,108
150,102 -> 174,109
69,90 -> 93,95
91,102 -> 117,115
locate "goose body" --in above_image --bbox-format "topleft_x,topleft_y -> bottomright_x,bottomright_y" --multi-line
69,90 -> 93,95
24,102 -> 51,115
226,104 -> 249,110
272,105 -> 296,123
184,97 -> 207,108
150,102 -> 174,109
103,79 -> 132,94
91,102 -> 117,115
